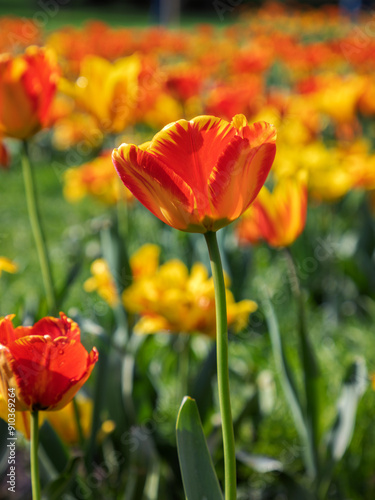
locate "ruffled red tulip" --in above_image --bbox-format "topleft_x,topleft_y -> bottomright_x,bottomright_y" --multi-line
112,114 -> 276,233
0,46 -> 59,139
0,313 -> 98,412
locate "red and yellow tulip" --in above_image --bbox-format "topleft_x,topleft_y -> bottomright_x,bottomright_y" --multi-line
237,173 -> 308,248
113,114 -> 276,233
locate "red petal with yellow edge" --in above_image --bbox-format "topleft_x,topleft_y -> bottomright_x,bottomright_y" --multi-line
30,312 -> 81,342
209,122 -> 276,227
6,337 -> 98,411
113,145 -> 199,231
149,116 -> 235,193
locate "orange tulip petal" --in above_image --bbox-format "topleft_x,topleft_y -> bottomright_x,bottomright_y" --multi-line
31,312 -> 81,342
149,116 -> 236,189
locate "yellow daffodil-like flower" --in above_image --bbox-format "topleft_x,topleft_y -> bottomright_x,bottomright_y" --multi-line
122,245 -> 257,337
310,74 -> 365,125
129,243 -> 160,279
0,257 -> 18,277
273,142 -> 353,202
84,259 -> 119,308
63,151 -> 133,206
59,54 -> 141,133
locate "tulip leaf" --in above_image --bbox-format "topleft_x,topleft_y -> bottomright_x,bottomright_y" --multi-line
326,357 -> 367,462
263,298 -> 316,477
176,396 -> 223,500
284,247 -> 322,474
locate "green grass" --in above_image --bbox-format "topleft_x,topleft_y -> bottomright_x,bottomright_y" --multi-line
0,1 -> 237,30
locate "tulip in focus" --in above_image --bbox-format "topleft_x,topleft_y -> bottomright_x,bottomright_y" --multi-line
0,313 -> 98,411
237,173 -> 308,248
112,114 -> 276,233
0,46 -> 59,139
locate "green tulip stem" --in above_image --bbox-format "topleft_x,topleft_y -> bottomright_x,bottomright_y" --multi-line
30,411 -> 41,500
21,140 -> 57,314
204,231 -> 236,500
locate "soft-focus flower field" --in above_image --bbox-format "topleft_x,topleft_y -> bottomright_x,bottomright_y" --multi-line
1,2 -> 375,499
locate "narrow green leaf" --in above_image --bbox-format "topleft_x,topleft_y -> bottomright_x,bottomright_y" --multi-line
176,397 -> 223,500
284,247 -> 322,469
263,298 -> 315,477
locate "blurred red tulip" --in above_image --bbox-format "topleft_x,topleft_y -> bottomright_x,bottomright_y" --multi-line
0,313 -> 98,411
0,46 -> 59,139
237,173 -> 308,248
